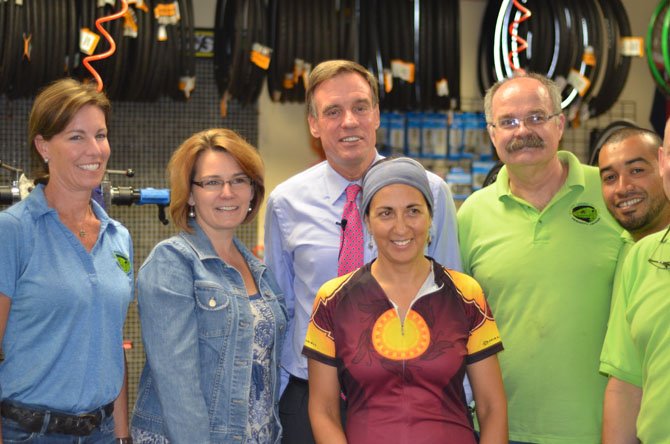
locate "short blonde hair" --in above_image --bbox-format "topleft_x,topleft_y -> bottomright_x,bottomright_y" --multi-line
168,129 -> 265,232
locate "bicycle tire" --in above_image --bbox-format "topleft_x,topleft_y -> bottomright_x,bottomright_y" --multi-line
587,119 -> 639,166
584,0 -> 632,117
645,0 -> 670,95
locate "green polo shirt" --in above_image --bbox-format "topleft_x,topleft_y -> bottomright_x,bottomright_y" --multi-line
458,151 -> 623,443
600,227 -> 670,443
600,231 -> 636,384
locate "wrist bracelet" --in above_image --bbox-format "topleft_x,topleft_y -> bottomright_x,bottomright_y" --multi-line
116,438 -> 133,444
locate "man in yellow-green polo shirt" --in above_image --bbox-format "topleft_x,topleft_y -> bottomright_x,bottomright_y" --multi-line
599,119 -> 670,443
598,127 -> 670,243
458,73 -> 623,444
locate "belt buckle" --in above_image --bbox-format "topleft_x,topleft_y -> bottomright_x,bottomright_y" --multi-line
79,411 -> 101,431
48,411 -> 99,436
63,415 -> 95,436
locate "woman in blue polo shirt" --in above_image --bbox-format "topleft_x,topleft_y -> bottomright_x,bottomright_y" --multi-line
0,79 -> 134,442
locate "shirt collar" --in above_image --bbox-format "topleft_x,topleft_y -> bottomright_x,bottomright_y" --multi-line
323,152 -> 383,205
181,221 -> 222,260
27,183 -> 112,230
181,220 -> 264,270
495,150 -> 585,200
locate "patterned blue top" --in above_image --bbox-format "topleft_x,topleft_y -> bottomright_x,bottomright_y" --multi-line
246,293 -> 276,443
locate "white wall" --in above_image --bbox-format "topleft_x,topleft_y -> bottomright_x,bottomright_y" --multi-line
194,0 -> 660,245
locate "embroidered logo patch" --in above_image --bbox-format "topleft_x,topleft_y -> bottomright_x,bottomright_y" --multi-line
571,204 -> 599,224
114,252 -> 131,274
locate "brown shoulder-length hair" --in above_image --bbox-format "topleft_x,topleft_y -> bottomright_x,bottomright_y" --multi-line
28,78 -> 111,184
168,128 -> 265,232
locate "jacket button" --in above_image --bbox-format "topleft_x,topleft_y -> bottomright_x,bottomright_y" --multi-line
208,298 -> 216,307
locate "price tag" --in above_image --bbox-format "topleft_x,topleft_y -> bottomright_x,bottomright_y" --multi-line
123,10 -> 139,38
436,78 -> 449,97
250,43 -> 272,70
620,37 -> 644,57
292,58 -> 305,84
154,1 -> 180,25
383,69 -> 393,94
391,59 -> 415,83
567,69 -> 591,97
80,28 -> 101,55
582,46 -> 596,67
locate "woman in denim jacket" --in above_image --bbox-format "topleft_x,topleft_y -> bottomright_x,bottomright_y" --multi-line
131,129 -> 287,444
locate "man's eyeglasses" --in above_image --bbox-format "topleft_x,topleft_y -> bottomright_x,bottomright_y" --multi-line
192,175 -> 253,192
649,225 -> 670,270
489,113 -> 561,130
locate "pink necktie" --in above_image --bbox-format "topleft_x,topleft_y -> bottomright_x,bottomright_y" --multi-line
337,184 -> 364,276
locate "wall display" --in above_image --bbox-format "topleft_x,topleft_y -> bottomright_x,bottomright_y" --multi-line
479,0 -> 634,121
214,0 -> 270,107
265,0 -> 354,103
359,0 -> 461,111
0,0 -> 196,100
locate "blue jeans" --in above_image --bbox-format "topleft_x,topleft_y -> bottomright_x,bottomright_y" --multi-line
1,415 -> 115,444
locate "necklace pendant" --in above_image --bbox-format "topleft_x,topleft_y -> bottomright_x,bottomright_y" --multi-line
79,229 -> 86,238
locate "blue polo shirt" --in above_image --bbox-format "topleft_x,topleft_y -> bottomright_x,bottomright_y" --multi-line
0,185 -> 133,414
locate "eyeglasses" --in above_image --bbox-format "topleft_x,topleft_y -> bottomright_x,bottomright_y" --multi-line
648,225 -> 670,270
191,175 -> 253,192
489,112 -> 561,130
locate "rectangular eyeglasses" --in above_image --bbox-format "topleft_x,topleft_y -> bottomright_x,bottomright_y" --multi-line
489,112 -> 561,130
191,175 -> 252,192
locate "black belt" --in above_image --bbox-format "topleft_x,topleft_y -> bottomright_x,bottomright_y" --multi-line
0,400 -> 114,436
289,375 -> 308,386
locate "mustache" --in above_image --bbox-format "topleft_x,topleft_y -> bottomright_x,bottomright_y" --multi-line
506,134 -> 545,153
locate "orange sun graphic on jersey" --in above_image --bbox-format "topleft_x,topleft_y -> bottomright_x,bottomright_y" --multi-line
372,309 -> 431,360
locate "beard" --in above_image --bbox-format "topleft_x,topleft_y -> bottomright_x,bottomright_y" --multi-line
506,134 -> 545,153
617,193 -> 668,233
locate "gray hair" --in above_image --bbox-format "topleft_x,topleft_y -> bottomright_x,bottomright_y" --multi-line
484,72 -> 562,122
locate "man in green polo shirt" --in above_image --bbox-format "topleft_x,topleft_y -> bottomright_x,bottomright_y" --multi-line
599,119 -> 670,443
458,73 -> 623,443
597,127 -> 670,242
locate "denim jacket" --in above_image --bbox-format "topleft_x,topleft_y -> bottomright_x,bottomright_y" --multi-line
131,222 -> 287,444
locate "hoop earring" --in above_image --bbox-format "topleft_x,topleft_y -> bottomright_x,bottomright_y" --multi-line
188,206 -> 195,218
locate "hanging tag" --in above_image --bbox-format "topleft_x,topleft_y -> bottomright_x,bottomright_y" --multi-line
80,28 -> 101,55
567,69 -> 591,97
619,37 -> 644,57
250,43 -> 272,70
123,9 -> 139,38
436,78 -> 449,97
582,46 -> 596,67
391,59 -> 415,83
383,69 -> 393,94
